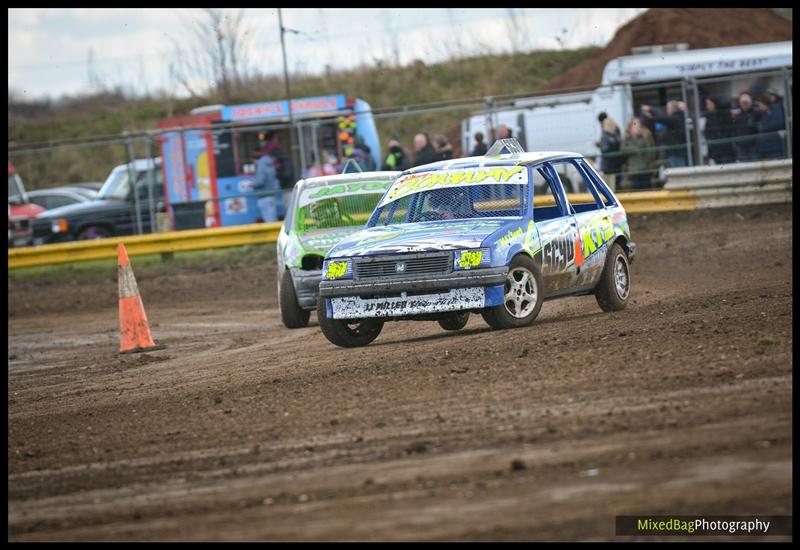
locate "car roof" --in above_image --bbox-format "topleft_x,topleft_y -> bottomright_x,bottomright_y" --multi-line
402,151 -> 582,174
295,170 -> 400,192
112,158 -> 162,172
27,188 -> 88,198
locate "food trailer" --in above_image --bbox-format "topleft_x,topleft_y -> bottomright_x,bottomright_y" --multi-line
157,95 -> 381,229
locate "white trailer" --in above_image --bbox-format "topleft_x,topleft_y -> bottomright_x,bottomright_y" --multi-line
462,41 -> 792,173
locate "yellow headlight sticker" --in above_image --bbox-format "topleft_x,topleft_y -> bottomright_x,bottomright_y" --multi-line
458,250 -> 483,269
326,260 -> 348,279
379,166 -> 528,206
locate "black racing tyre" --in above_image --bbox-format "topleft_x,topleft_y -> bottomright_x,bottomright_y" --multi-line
316,298 -> 384,348
278,269 -> 310,329
481,254 -> 544,330
78,225 -> 110,240
595,242 -> 631,312
438,311 -> 470,331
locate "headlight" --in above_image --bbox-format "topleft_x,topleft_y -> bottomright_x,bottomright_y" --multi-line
51,219 -> 68,233
454,247 -> 491,270
323,258 -> 353,280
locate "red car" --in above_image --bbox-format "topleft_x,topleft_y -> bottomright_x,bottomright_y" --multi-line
8,161 -> 45,247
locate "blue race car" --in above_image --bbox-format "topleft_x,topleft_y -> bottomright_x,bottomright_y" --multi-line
317,139 -> 636,347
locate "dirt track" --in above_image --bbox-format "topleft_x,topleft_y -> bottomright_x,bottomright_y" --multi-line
8,204 -> 793,541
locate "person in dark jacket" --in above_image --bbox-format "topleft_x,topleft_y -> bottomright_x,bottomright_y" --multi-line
703,97 -> 736,165
434,134 -> 454,161
348,135 -> 376,171
412,133 -> 439,167
756,90 -> 786,160
381,138 -> 411,171
732,92 -> 760,163
595,112 -> 623,188
470,132 -> 488,156
641,101 -> 689,168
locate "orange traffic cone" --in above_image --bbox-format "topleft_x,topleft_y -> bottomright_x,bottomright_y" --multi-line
118,243 -> 165,353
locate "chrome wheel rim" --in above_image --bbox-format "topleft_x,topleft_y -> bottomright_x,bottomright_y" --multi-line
614,255 -> 630,300
504,267 -> 537,318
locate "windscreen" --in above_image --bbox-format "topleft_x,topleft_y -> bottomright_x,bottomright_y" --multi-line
369,166 -> 528,227
8,173 -> 24,203
294,180 -> 393,232
98,168 -> 131,200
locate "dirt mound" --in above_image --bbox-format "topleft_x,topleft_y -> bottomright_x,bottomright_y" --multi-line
543,8 -> 793,91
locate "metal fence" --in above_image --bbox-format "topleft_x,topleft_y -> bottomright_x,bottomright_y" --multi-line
8,66 -> 793,245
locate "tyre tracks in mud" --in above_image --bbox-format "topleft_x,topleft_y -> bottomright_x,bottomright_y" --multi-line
8,203 -> 793,540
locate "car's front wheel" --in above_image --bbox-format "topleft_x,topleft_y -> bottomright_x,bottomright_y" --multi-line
594,242 -> 630,312
278,270 -> 310,329
78,225 -> 110,240
438,311 -> 470,331
482,254 -> 543,330
317,299 -> 384,348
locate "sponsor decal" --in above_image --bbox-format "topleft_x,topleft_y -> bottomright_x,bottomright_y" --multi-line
581,215 -> 614,259
299,180 -> 392,208
379,166 -> 528,206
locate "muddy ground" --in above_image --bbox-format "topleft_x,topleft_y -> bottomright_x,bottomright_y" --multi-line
8,203 -> 793,541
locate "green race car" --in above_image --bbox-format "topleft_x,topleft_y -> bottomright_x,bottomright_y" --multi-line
276,171 -> 399,328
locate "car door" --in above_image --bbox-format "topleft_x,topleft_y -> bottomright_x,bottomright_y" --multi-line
532,162 -> 579,297
550,158 -> 616,292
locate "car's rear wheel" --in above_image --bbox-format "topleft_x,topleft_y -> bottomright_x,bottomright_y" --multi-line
595,242 -> 630,312
278,270 -> 310,329
78,225 -> 110,240
438,311 -> 470,331
482,254 -> 543,330
317,299 -> 384,348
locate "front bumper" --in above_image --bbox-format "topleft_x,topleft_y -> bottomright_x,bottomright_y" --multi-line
318,266 -> 508,298
290,268 -> 322,309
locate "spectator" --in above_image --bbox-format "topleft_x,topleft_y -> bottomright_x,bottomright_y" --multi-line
732,92 -> 760,162
621,117 -> 657,190
703,97 -> 736,165
381,138 -> 411,171
756,89 -> 786,160
434,134 -> 454,161
595,112 -> 623,188
496,124 -> 512,140
348,135 -> 376,171
641,101 -> 689,168
412,133 -> 439,167
251,146 -> 280,223
260,130 -> 295,218
305,150 -> 338,178
470,132 -> 488,156
638,104 -> 657,137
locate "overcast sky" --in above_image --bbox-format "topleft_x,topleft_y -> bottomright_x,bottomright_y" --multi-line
9,8 -> 647,101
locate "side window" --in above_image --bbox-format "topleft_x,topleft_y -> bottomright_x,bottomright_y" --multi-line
578,160 -> 616,207
135,168 -> 165,199
48,195 -> 75,209
532,165 -> 568,221
551,160 -> 604,214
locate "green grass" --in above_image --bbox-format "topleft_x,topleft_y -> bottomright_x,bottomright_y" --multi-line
9,48 -> 598,189
757,336 -> 778,346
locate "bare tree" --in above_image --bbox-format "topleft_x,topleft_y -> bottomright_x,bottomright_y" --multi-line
86,47 -> 106,93
381,9 -> 401,67
168,8 -> 251,101
505,8 -> 531,53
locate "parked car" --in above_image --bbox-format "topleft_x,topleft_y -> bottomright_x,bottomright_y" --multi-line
276,171 -> 398,329
68,182 -> 104,193
26,187 -> 96,211
316,139 -> 636,347
8,161 -> 45,247
31,158 -> 163,244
